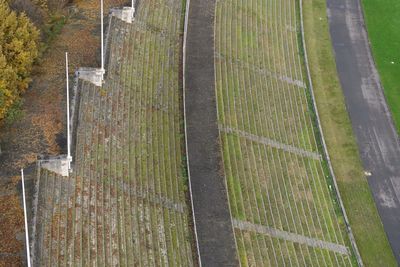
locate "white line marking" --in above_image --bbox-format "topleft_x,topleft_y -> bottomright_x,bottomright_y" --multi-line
220,126 -> 321,160
233,219 -> 349,255
21,169 -> 32,267
215,52 -> 307,88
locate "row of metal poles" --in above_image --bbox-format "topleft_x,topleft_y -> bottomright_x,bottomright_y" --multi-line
21,1 -> 136,266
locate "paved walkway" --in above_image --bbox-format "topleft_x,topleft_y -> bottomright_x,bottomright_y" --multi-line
327,0 -> 400,262
183,0 -> 238,265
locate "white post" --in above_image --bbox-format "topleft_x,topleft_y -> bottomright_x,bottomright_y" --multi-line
21,169 -> 31,267
101,0 -> 104,80
65,52 -> 72,172
132,0 -> 134,8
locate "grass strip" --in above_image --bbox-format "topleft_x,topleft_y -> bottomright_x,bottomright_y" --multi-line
361,0 -> 400,134
302,0 -> 397,265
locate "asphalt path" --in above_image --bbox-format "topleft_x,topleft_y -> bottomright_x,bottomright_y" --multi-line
183,0 -> 239,265
327,0 -> 400,262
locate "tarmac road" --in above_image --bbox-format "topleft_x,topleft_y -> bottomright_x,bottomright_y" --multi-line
327,0 -> 400,262
183,0 -> 238,265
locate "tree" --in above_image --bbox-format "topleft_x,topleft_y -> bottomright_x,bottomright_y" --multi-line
0,0 -> 39,120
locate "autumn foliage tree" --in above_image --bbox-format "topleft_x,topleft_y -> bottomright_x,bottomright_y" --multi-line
0,0 -> 39,120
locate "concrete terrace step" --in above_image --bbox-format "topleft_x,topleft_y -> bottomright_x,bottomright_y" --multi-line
214,0 -> 355,265
31,0 -> 194,266
32,168 -> 75,267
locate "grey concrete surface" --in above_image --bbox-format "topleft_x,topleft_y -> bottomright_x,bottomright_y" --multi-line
110,7 -> 135,23
327,0 -> 400,262
38,155 -> 70,177
183,0 -> 239,265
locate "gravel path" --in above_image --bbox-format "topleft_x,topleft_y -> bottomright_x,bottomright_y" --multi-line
183,0 -> 238,265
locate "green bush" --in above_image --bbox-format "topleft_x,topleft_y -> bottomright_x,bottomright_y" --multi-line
4,98 -> 24,124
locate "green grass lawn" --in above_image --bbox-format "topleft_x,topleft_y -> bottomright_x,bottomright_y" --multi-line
302,0 -> 397,265
362,0 -> 400,134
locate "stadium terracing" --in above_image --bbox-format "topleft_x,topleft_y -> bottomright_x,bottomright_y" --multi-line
27,0 -> 361,266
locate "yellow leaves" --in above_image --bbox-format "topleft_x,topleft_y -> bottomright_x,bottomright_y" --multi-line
0,0 -> 39,120
32,0 -> 48,11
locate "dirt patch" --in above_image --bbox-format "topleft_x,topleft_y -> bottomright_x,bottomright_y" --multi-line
0,256 -> 23,267
0,195 -> 24,254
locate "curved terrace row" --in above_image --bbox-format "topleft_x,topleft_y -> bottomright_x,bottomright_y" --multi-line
32,1 -> 194,266
26,0 -> 377,266
214,0 -> 355,265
